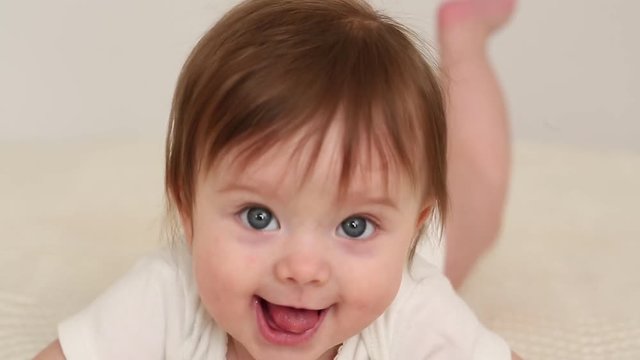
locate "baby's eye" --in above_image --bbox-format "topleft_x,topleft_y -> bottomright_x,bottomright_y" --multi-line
240,206 -> 280,231
336,215 -> 375,240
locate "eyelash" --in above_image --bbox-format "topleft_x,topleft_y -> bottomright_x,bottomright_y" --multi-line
234,203 -> 274,221
353,213 -> 382,231
234,204 -> 383,235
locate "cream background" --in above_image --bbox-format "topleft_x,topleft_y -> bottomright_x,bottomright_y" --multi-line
1,0 -> 639,359
1,0 -> 639,151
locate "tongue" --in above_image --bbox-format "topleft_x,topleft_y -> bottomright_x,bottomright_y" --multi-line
265,302 -> 320,334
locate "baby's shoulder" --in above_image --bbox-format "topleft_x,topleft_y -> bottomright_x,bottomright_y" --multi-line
133,245 -> 192,285
392,256 -> 477,337
395,254 -> 453,306
125,242 -> 205,294
58,245 -> 225,359
376,255 -> 511,359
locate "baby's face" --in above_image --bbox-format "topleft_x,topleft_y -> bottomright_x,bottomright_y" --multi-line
184,125 -> 425,360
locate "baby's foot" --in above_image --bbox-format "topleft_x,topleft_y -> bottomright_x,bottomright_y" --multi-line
439,0 -> 515,35
438,0 -> 516,62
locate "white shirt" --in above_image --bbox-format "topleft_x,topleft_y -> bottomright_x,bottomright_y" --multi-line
58,244 -> 510,359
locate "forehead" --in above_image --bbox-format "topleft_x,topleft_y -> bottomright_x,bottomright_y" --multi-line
205,120 -> 417,202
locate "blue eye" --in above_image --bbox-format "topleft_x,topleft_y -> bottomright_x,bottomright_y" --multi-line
337,216 -> 375,239
240,207 -> 280,231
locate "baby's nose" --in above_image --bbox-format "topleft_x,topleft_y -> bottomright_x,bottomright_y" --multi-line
274,244 -> 331,287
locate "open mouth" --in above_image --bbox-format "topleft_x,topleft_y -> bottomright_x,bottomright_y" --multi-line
254,296 -> 329,346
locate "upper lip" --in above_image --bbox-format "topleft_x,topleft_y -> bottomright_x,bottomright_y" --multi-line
257,296 -> 329,311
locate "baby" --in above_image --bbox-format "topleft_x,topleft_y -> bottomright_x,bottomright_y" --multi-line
37,0 -> 519,358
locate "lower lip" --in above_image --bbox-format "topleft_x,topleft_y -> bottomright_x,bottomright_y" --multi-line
254,296 -> 328,346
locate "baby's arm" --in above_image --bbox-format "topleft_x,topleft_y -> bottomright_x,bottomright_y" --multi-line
34,340 -> 66,360
437,0 -> 515,288
32,251 -> 178,360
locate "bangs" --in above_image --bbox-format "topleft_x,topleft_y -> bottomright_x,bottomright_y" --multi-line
222,104 -> 423,202
194,12 -> 443,203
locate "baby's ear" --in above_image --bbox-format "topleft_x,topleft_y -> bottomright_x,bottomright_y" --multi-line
416,206 -> 431,229
179,210 -> 194,246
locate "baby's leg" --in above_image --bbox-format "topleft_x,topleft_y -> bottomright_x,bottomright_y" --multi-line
437,0 -> 515,288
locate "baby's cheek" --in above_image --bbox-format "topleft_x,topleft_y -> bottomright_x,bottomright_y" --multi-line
193,255 -> 223,302
193,255 -> 247,327
193,240 -> 258,295
349,266 -> 403,315
193,246 -> 232,288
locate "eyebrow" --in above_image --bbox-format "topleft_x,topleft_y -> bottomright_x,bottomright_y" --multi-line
217,182 -> 279,197
218,182 -> 398,211
342,193 -> 399,211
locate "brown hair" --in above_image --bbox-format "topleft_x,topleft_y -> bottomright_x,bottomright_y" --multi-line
165,0 -> 447,260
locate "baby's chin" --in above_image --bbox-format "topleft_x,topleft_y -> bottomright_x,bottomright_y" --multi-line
229,335 -> 341,360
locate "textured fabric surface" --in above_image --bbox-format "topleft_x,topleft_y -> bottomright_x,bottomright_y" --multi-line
1,140 -> 638,359
459,143 -> 640,360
